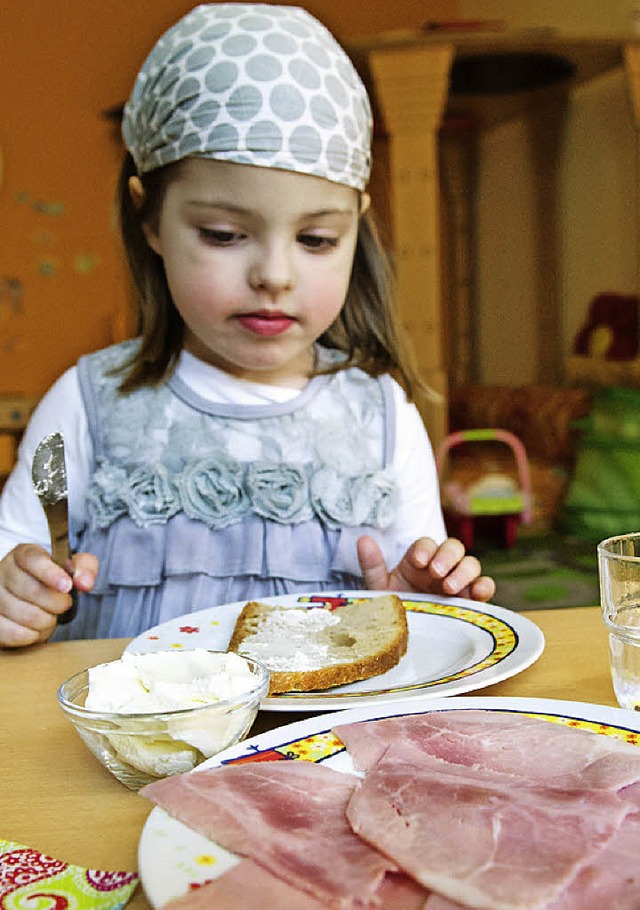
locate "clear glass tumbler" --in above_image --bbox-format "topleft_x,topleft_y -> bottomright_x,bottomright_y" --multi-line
598,532 -> 640,711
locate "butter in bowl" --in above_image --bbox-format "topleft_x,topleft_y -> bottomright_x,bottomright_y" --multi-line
57,649 -> 269,791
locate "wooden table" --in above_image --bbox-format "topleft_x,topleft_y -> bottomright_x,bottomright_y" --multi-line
0,606 -> 615,909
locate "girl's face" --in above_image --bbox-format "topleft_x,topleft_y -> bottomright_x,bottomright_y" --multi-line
143,158 -> 361,387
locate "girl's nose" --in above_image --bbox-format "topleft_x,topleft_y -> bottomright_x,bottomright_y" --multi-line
248,244 -> 294,293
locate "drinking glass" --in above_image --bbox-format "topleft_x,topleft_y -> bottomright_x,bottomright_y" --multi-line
598,532 -> 640,711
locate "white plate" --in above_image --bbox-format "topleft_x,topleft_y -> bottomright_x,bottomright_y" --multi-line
126,590 -> 545,711
138,695 -> 640,909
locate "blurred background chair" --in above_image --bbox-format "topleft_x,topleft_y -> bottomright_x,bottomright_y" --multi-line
436,428 -> 533,549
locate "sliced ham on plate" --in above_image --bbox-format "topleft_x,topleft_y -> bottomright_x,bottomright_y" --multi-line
142,711 -> 640,910
334,710 -> 640,791
337,712 -> 640,909
345,740 -> 630,910
142,760 -> 430,909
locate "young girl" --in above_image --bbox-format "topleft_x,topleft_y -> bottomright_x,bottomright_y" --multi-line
0,3 -> 494,648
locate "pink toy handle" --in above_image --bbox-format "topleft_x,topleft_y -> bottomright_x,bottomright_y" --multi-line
435,428 -> 533,523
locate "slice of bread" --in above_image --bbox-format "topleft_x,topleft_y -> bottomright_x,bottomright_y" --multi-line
227,595 -> 408,694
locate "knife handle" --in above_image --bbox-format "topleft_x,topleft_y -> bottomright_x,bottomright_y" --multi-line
58,586 -> 78,625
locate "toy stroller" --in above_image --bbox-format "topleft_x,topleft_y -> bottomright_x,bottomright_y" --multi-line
435,428 -> 533,550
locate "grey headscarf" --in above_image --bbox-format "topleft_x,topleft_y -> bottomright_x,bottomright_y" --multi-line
122,4 -> 372,190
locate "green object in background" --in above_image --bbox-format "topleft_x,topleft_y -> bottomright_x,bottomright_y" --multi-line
468,494 -> 525,515
561,386 -> 640,540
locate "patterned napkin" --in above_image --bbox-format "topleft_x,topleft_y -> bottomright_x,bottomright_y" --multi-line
0,838 -> 138,909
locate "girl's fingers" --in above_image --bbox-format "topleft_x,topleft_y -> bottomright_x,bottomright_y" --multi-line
468,575 -> 497,603
418,537 -> 465,579
356,535 -> 391,590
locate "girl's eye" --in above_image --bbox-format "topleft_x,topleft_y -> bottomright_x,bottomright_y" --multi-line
198,228 -> 243,245
297,233 -> 339,251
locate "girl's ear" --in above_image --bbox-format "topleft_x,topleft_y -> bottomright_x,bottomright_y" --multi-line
128,175 -> 145,209
128,175 -> 162,255
359,192 -> 371,216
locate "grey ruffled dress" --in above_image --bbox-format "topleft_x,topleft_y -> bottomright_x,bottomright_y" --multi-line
52,340 -> 402,640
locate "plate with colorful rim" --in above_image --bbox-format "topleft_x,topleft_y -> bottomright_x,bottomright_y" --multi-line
137,694 -> 640,909
126,590 -> 544,711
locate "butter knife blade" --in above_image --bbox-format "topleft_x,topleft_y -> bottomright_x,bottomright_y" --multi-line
31,431 -> 77,624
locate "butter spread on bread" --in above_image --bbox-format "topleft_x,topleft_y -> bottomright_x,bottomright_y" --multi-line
227,595 -> 408,694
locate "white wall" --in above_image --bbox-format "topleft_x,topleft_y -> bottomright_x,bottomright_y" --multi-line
560,71 -> 637,346
458,0 -> 639,385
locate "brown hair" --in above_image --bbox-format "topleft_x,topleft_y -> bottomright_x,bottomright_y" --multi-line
115,152 -> 425,400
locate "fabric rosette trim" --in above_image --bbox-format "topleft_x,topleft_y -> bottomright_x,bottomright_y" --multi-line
87,457 -> 397,531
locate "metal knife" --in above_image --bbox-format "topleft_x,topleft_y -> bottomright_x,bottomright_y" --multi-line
31,431 -> 77,624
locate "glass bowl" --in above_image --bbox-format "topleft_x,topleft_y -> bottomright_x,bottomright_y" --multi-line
57,651 -> 269,791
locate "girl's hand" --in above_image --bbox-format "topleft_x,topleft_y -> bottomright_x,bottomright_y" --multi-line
0,545 -> 97,648
357,534 -> 496,603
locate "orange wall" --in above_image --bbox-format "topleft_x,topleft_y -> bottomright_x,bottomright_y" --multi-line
0,0 -> 456,398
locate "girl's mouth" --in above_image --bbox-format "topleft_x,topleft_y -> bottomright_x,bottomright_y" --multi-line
236,311 -> 295,337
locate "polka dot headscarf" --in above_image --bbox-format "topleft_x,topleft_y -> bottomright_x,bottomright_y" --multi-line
122,3 -> 372,191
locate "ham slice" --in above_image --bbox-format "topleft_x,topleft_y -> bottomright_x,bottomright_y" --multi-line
423,897 -> 466,910
163,860 -> 430,910
164,857 -> 330,909
345,741 -> 630,910
423,812 -> 640,910
142,760 -> 425,909
334,710 -> 640,791
545,810 -> 640,910
544,782 -> 640,910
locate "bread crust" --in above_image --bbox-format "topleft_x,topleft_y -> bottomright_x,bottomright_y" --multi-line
228,595 -> 408,695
